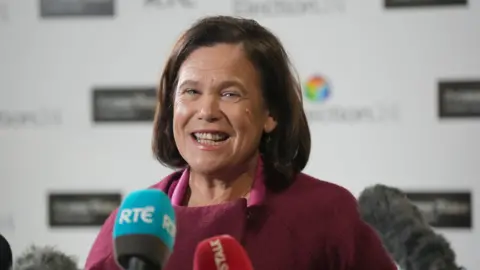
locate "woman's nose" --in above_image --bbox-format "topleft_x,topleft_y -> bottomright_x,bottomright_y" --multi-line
197,94 -> 222,122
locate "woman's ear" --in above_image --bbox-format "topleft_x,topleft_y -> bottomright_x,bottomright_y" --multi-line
264,115 -> 277,133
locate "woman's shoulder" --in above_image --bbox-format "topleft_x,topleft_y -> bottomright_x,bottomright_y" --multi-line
268,172 -> 359,222
148,169 -> 184,193
286,172 -> 357,205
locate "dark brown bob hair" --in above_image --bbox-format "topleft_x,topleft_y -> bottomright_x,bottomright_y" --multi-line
152,15 -> 311,191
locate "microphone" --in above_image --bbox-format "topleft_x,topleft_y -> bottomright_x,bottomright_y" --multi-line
113,189 -> 176,270
0,234 -> 12,270
193,234 -> 253,270
357,184 -> 464,270
13,245 -> 78,270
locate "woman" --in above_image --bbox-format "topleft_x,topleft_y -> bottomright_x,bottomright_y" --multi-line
85,16 -> 396,269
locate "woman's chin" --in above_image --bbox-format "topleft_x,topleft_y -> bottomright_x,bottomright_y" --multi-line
187,158 -> 227,173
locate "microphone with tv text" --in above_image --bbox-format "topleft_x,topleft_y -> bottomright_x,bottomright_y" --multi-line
113,189 -> 176,270
0,234 -> 12,270
12,245 -> 78,270
193,234 -> 253,270
357,184 -> 464,270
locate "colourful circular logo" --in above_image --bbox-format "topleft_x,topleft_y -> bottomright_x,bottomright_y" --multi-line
304,75 -> 331,102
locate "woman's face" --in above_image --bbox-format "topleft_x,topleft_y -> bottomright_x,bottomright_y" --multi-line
173,43 -> 277,175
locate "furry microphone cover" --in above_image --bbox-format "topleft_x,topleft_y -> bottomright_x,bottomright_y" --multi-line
358,184 -> 464,270
13,245 -> 78,270
0,234 -> 12,270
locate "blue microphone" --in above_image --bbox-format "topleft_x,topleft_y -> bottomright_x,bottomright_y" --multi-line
113,189 -> 176,270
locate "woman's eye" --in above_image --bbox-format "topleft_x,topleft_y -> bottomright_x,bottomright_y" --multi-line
184,89 -> 199,95
222,92 -> 242,98
221,92 -> 242,102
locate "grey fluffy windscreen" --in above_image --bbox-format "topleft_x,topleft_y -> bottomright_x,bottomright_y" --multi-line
13,245 -> 78,270
358,184 -> 463,270
0,234 -> 13,270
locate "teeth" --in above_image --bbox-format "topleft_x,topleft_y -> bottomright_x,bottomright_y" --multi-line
194,132 -> 227,141
196,139 -> 224,146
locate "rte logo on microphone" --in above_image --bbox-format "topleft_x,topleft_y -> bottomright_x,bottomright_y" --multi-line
162,214 -> 176,238
118,206 -> 176,237
119,206 -> 155,224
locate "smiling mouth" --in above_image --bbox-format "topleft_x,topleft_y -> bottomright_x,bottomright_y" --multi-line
191,132 -> 230,146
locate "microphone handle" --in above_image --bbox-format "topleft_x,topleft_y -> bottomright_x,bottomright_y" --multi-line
127,257 -> 159,270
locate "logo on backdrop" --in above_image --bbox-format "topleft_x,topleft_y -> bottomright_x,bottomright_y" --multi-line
438,80 -> 480,119
303,75 -> 400,123
0,109 -> 62,128
404,191 -> 472,229
40,0 -> 115,17
145,0 -> 195,8
48,192 -> 122,227
92,87 -> 157,123
233,0 -> 345,16
304,75 -> 331,103
385,0 -> 467,8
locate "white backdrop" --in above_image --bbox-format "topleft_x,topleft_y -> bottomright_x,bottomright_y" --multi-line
0,0 -> 479,268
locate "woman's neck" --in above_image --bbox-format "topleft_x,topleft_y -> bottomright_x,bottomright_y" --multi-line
186,158 -> 258,207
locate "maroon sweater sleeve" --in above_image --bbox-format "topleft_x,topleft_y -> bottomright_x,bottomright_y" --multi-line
84,209 -> 122,270
325,191 -> 397,270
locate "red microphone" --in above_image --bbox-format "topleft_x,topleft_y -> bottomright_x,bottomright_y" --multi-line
193,235 -> 254,270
